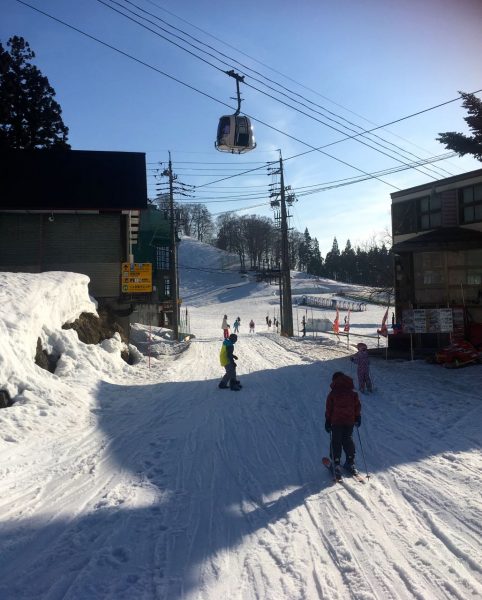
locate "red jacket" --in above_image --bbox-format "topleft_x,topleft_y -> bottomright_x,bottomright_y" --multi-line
325,374 -> 361,425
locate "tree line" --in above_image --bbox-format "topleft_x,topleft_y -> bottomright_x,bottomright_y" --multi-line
168,202 -> 393,287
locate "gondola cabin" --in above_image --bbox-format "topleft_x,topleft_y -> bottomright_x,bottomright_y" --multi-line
215,115 -> 256,154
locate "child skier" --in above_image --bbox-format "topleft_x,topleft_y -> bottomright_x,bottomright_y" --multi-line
233,318 -> 240,333
351,342 -> 373,393
249,319 -> 255,333
221,314 -> 230,339
325,371 -> 361,476
219,333 -> 242,391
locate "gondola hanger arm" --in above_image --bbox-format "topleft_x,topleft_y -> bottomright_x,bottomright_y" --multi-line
225,69 -> 245,116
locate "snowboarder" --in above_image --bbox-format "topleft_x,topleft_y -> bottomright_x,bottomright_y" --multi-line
249,319 -> 255,333
325,371 -> 361,477
219,333 -> 241,391
233,318 -> 240,333
221,314 -> 230,339
351,342 -> 373,393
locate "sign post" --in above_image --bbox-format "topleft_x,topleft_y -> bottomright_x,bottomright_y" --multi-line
121,262 -> 153,294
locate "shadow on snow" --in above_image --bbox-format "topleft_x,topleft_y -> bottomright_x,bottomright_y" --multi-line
0,356 -> 480,598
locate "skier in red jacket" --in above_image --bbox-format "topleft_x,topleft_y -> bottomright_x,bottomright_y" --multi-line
325,371 -> 361,476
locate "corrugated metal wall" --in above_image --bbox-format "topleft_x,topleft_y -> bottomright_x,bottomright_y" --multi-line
0,213 -> 126,297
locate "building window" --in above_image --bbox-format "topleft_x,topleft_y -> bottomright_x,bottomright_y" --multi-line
460,184 -> 482,224
419,195 -> 441,230
392,200 -> 417,235
156,245 -> 170,270
164,277 -> 171,297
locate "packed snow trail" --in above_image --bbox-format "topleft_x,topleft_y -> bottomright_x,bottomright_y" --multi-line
1,331 -> 481,599
0,242 -> 481,599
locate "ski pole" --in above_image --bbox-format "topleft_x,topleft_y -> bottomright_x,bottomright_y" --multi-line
356,425 -> 370,480
327,429 -> 337,478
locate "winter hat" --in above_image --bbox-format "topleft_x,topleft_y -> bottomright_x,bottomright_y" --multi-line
229,333 -> 238,342
356,342 -> 368,350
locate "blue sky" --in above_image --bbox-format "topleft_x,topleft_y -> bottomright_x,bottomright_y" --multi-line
3,0 -> 482,255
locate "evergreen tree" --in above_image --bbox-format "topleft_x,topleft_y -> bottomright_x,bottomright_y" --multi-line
0,36 -> 70,149
298,228 -> 312,271
324,237 -> 341,279
340,239 -> 356,282
307,237 -> 323,275
437,92 -> 482,161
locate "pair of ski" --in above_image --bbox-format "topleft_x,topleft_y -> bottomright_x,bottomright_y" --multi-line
322,457 -> 367,484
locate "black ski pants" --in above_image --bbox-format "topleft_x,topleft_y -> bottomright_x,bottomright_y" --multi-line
330,424 -> 355,464
220,362 -> 237,388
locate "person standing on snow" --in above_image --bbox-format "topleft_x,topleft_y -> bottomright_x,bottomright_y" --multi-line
249,319 -> 255,333
325,371 -> 361,477
221,314 -> 230,339
233,318 -> 240,333
219,333 -> 241,391
351,342 -> 373,393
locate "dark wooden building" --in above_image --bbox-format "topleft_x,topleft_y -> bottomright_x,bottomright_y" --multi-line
0,148 -> 147,311
391,168 -> 482,349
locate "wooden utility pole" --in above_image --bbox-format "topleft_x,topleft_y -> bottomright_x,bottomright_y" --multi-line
167,152 -> 179,340
279,154 -> 293,336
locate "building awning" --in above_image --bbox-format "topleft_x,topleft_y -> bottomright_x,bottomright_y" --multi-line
392,227 -> 482,253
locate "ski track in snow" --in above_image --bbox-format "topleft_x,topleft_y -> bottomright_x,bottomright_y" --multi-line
0,241 -> 481,599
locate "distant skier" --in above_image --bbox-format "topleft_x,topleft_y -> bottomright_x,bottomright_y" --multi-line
249,319 -> 255,333
219,333 -> 241,391
221,314 -> 230,339
268,318 -> 272,329
351,342 -> 373,393
233,318 -> 240,333
301,316 -> 306,337
325,371 -> 361,477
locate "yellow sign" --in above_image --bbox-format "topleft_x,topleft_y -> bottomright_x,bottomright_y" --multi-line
121,262 -> 153,293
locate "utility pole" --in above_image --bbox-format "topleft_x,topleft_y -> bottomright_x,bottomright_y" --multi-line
158,154 -> 193,340
167,152 -> 179,340
279,154 -> 293,336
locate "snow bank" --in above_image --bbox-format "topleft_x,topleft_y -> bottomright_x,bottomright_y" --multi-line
0,272 -> 130,445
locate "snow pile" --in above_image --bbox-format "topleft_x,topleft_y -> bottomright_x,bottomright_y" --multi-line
129,323 -> 190,356
0,272 -> 96,396
0,272 -> 130,446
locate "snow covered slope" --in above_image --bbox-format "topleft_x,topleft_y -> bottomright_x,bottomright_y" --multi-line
0,238 -> 480,599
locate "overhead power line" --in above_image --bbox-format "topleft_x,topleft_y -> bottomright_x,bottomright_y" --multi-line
141,0 -> 458,168
15,0 -> 397,190
96,0 -> 454,181
16,0 -> 480,193
110,0 -> 456,180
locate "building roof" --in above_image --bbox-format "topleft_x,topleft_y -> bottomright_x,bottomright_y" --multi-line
0,149 -> 147,211
392,227 -> 482,253
390,167 -> 482,200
